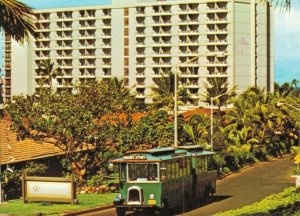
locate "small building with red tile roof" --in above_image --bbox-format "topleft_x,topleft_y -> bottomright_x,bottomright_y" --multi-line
0,119 -> 64,166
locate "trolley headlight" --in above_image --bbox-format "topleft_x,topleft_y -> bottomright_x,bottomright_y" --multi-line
118,193 -> 122,199
149,193 -> 155,200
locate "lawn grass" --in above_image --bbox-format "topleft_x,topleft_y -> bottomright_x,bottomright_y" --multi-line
0,193 -> 117,216
213,187 -> 300,216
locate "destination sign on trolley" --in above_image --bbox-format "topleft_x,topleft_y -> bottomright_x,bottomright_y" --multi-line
123,155 -> 147,160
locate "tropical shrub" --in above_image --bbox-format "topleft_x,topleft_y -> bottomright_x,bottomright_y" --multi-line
214,187 -> 300,216
1,162 -> 48,200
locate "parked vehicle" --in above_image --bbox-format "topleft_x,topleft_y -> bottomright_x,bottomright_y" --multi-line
111,145 -> 217,216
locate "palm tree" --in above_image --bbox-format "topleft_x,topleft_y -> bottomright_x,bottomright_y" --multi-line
148,71 -> 190,113
183,113 -> 210,146
0,0 -> 36,42
36,59 -> 61,90
203,77 -> 237,112
108,77 -> 131,97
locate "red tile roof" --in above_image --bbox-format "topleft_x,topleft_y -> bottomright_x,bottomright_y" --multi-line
181,108 -> 212,120
0,119 -> 63,165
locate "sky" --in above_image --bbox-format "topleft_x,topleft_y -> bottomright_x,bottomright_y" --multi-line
1,0 -> 300,84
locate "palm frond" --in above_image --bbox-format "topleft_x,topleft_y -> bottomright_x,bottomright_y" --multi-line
0,0 -> 36,42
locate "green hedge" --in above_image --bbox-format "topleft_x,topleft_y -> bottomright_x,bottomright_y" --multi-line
214,187 -> 300,216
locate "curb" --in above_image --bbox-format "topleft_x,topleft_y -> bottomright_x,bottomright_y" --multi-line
62,204 -> 114,216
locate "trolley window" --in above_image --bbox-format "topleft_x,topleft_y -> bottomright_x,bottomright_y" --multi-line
127,163 -> 158,182
120,163 -> 126,181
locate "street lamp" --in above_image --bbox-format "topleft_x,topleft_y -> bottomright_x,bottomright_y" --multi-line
0,105 -> 3,203
174,56 -> 199,147
276,102 -> 300,147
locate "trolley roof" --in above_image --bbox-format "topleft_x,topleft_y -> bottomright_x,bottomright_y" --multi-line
111,145 -> 215,163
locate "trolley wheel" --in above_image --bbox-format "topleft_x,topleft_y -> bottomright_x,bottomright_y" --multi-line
204,185 -> 213,202
116,207 -> 126,216
184,192 -> 192,210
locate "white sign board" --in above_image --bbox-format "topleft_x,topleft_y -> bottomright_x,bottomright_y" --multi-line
27,181 -> 72,198
22,175 -> 76,203
296,176 -> 300,188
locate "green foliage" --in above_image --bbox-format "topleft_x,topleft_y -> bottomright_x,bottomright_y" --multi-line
148,71 -> 191,113
0,0 -> 36,43
203,77 -> 237,111
87,174 -> 105,187
126,110 -> 173,149
214,187 -> 300,216
183,113 -> 210,147
212,154 -> 226,170
23,162 -> 48,175
222,167 -> 231,174
6,79 -> 138,181
2,162 -> 48,199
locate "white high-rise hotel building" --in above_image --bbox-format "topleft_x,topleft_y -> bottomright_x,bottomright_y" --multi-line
2,0 -> 273,107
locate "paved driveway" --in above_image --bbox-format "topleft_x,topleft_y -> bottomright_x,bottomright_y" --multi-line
81,155 -> 294,216
184,155 -> 294,216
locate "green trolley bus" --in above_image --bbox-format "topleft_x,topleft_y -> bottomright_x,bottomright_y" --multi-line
112,145 -> 217,215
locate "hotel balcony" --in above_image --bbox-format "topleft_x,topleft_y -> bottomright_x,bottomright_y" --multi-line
206,6 -> 228,13
79,33 -> 96,39
206,60 -> 228,66
101,10 -> 111,18
178,30 -> 198,35
152,61 -> 171,67
152,41 -> 171,47
207,39 -> 228,45
101,63 -> 112,68
206,50 -> 227,57
179,61 -> 199,67
79,63 -> 96,68
101,23 -> 112,29
100,33 -> 112,38
152,51 -> 171,57
136,51 -> 145,57
152,30 -> 172,36
136,93 -> 146,98
79,24 -> 96,29
34,54 -> 50,60
136,42 -> 146,47
179,51 -> 198,56
136,21 -> 145,26
57,15 -> 72,21
152,8 -> 172,15
136,62 -> 146,67
136,31 -> 145,37
101,42 -> 112,47
136,11 -> 145,17
206,17 -> 228,24
136,82 -> 145,87
79,14 -> 96,20
206,28 -> 228,34
152,20 -> 172,26
179,40 -> 199,46
136,72 -> 145,77
180,72 -> 199,78
207,71 -> 228,77
79,53 -> 96,59
178,8 -> 199,14
35,45 -> 50,50
179,18 -> 199,23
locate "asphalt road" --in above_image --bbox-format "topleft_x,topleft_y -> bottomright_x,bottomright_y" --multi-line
81,155 -> 295,216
